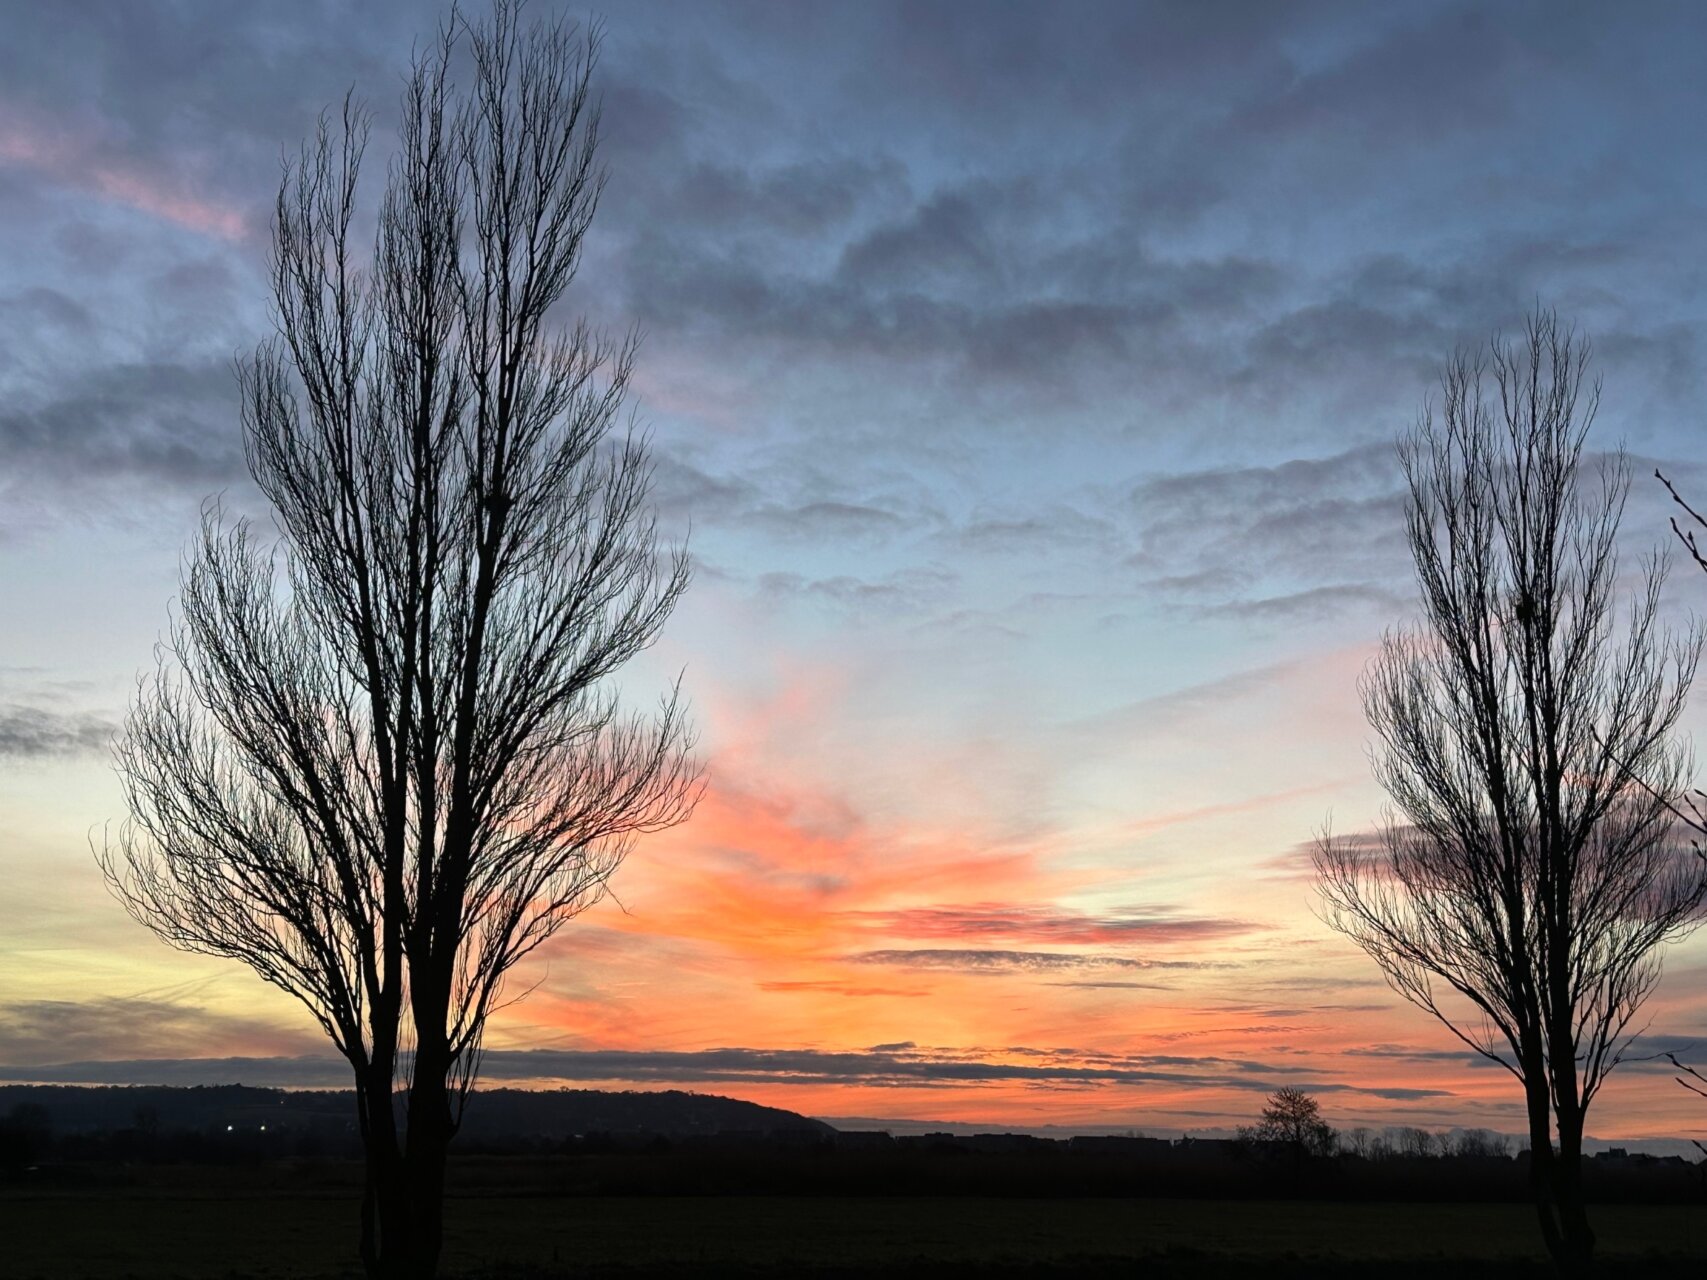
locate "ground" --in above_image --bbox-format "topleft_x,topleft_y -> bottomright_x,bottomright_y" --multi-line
3,1185 -> 1706,1278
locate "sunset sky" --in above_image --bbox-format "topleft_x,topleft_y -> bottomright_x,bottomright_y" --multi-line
11,0 -> 1707,1145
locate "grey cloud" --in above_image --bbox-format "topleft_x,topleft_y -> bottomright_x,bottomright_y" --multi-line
1237,5 -> 1528,147
748,499 -> 908,542
1129,444 -> 1409,619
672,158 -> 907,238
1045,243 -> 1286,317
1132,444 -> 1399,535
597,5 -> 1707,455
754,567 -> 957,615
0,287 -> 94,336
837,189 -> 997,288
598,79 -> 694,165
651,449 -> 941,548
9,1 -> 1707,460
624,220 -> 1283,393
1127,379 -> 1698,632
1141,567 -> 1248,599
618,137 -> 1286,394
0,21 -> 388,311
0,704 -> 115,759
1338,1032 -> 1703,1078
0,1054 -> 348,1088
836,0 -> 1304,125
1236,244 -> 1694,419
0,357 -> 243,487
1345,1044 -> 1486,1065
1343,1086 -> 1459,1102
648,453 -> 760,526
0,0 -> 425,173
1242,298 -> 1453,393
1075,658 -> 1299,739
1608,1034 -> 1707,1074
1338,253 -> 1551,335
846,949 -> 1224,973
1236,1003 -> 1390,1020
0,1043 -> 1448,1098
756,981 -> 926,998
0,995 -> 316,1066
1250,973 -> 1391,994
945,509 -> 1120,557
848,903 -> 1262,947
53,219 -> 141,274
1204,583 -> 1409,623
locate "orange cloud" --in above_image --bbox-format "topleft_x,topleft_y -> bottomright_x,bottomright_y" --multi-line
58,648 -> 1692,1139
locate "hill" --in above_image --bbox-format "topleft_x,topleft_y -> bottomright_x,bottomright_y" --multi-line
0,1083 -> 832,1158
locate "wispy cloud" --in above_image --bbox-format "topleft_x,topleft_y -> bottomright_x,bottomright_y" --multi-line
0,1043 -> 1453,1100
0,993 -> 316,1065
845,903 -> 1261,947
0,703 -> 114,759
846,949 -> 1225,973
0,114 -> 248,242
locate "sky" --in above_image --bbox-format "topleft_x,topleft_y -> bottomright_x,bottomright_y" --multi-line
9,0 -> 1707,1144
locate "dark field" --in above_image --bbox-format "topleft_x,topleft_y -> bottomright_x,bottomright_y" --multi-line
5,1178 -> 1706,1279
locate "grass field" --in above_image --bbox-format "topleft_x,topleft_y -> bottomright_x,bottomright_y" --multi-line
4,1190 -> 1706,1278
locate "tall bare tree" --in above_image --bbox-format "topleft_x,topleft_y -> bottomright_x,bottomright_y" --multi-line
99,6 -> 699,1277
1315,311 -> 1705,1274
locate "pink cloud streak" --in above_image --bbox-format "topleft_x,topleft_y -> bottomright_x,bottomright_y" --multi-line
0,111 -> 247,242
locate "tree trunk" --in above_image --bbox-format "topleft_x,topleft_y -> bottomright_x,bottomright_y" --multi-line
405,1048 -> 456,1279
355,1068 -> 413,1280
1523,1087 -> 1597,1276
1524,1086 -> 1570,1271
1552,1106 -> 1596,1272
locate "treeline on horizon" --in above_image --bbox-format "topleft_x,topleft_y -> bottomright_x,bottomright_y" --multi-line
1,1084 -> 1699,1207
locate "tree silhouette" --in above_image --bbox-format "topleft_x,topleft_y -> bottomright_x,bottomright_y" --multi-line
1316,310 -> 1705,1274
1655,470 -> 1707,1138
98,5 -> 699,1277
1656,468 -> 1707,840
1238,1086 -> 1336,1161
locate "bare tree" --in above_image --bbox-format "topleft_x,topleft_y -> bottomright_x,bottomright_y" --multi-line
1655,470 -> 1707,1132
1453,1127 -> 1510,1160
1657,471 -> 1707,837
1238,1086 -> 1337,1161
98,6 -> 698,1277
1391,1125 -> 1438,1160
1316,310 -> 1705,1274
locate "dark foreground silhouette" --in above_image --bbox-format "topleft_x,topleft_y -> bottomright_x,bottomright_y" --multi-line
3,1183 -> 1704,1279
2,1084 -> 1699,1206
3,1086 -> 1705,1277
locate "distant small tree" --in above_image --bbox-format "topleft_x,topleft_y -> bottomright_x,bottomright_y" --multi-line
1344,1126 -> 1375,1159
1239,1086 -> 1337,1161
